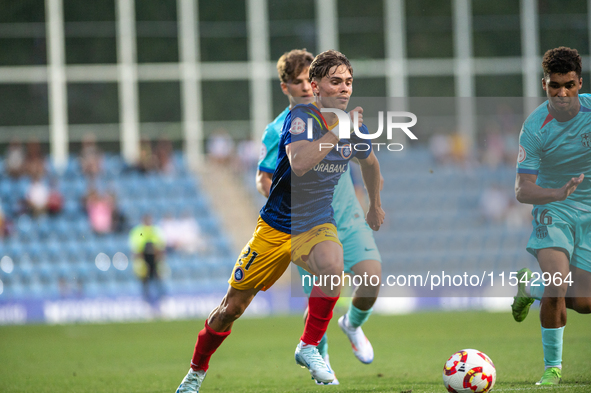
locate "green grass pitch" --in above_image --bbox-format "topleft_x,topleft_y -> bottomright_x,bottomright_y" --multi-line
1,310 -> 589,392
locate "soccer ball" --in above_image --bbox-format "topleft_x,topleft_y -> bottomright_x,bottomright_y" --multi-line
442,349 -> 496,393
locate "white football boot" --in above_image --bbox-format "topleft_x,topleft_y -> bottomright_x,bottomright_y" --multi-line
176,369 -> 206,393
294,342 -> 335,383
315,354 -> 340,385
338,314 -> 374,364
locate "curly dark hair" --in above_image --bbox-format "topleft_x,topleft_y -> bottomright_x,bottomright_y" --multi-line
542,47 -> 582,78
309,50 -> 353,81
276,49 -> 314,84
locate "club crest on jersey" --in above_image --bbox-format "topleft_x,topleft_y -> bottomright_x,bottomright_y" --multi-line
536,226 -> 548,239
290,117 -> 306,135
518,145 -> 526,163
582,133 -> 591,148
339,143 -> 353,159
234,267 -> 245,282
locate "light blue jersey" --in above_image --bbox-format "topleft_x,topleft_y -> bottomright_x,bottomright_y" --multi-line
518,94 -> 591,272
257,106 -> 381,275
517,94 -> 591,210
258,107 -> 289,174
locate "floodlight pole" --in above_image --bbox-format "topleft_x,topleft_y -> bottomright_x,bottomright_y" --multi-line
315,0 -> 339,52
45,0 -> 68,173
247,0 -> 272,144
521,0 -> 540,114
178,0 -> 203,170
453,0 -> 475,152
116,0 -> 141,165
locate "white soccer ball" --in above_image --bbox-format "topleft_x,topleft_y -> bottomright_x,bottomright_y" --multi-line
442,349 -> 496,393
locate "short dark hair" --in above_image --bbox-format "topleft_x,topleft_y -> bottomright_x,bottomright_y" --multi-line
542,47 -> 582,78
309,50 -> 353,81
276,49 -> 314,84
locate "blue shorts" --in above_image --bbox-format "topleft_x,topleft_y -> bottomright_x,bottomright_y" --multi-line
526,203 -> 591,273
299,220 -> 381,295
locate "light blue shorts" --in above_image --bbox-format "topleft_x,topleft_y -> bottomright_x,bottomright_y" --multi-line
299,220 -> 381,295
526,203 -> 591,273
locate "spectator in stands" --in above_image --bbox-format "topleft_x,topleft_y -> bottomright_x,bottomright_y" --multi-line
449,132 -> 469,165
84,186 -> 115,234
4,138 -> 25,178
155,136 -> 176,175
481,123 -> 506,169
178,211 -> 205,254
429,132 -> 452,165
235,139 -> 258,173
207,128 -> 234,166
108,189 -> 127,233
137,139 -> 158,173
129,214 -> 166,307
160,212 -> 180,253
79,132 -> 103,178
46,177 -> 63,215
0,199 -> 8,238
479,184 -> 511,224
24,138 -> 45,179
160,211 -> 205,254
24,173 -> 50,216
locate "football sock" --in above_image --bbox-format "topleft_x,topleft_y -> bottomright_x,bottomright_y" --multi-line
190,321 -> 231,372
529,282 -> 544,301
301,286 -> 339,346
346,304 -> 372,328
541,326 -> 564,368
317,333 -> 328,358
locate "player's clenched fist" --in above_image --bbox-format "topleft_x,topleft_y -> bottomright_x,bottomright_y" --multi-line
349,106 -> 363,130
366,205 -> 385,231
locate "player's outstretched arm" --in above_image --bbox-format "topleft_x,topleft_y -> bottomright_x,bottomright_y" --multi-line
358,151 -> 385,231
286,132 -> 340,177
255,170 -> 273,197
515,173 -> 584,205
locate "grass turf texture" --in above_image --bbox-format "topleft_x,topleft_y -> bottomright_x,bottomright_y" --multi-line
0,310 -> 589,392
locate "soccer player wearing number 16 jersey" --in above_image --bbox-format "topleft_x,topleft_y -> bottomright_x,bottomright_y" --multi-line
511,47 -> 591,386
175,50 -> 384,392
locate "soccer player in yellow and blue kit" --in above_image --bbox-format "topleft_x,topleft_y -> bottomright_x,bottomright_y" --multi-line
257,49 -> 382,385
511,47 -> 591,386
176,50 -> 384,392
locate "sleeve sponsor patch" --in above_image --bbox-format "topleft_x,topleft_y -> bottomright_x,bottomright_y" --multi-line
289,117 -> 306,135
518,144 -> 526,163
259,144 -> 267,161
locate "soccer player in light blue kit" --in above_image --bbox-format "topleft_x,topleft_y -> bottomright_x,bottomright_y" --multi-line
511,47 -> 591,386
256,49 -> 382,385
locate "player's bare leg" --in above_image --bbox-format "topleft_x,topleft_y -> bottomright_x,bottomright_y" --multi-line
564,265 -> 591,314
207,286 -> 260,332
339,259 -> 381,364
535,248 -> 570,386
295,240 -> 343,384
305,240 -> 344,297
350,259 -> 381,308
177,286 -> 259,393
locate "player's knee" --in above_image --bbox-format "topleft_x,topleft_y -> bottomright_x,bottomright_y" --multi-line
543,283 -> 569,298
319,256 -> 343,276
309,247 -> 343,276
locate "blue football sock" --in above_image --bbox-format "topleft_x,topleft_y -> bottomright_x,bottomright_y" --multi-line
529,282 -> 544,301
541,326 -> 564,368
346,304 -> 372,328
317,333 -> 328,358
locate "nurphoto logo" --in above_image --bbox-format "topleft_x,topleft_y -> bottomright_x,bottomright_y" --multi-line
311,108 -> 418,152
